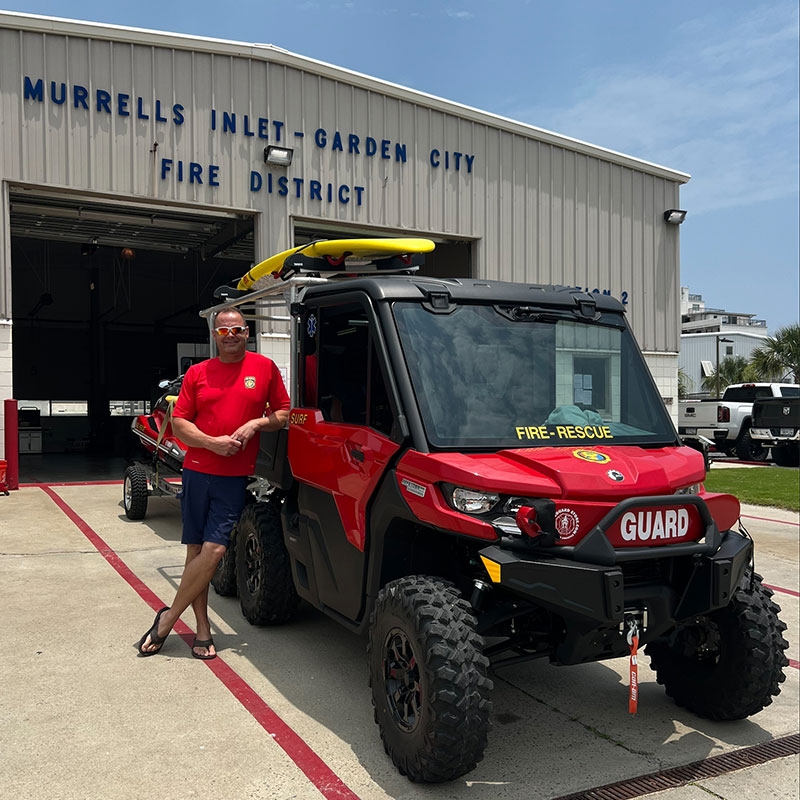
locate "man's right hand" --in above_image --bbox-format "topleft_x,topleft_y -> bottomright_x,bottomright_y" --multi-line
209,435 -> 243,457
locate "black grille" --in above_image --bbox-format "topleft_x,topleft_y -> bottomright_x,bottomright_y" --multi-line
619,558 -> 668,587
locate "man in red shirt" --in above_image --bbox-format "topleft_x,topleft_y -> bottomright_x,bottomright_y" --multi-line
138,307 -> 290,659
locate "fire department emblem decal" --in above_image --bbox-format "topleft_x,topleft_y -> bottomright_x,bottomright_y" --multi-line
244,376 -> 256,389
573,449 -> 611,464
607,469 -> 625,482
555,508 -> 580,541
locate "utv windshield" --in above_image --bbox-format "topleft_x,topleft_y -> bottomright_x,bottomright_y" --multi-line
393,302 -> 677,449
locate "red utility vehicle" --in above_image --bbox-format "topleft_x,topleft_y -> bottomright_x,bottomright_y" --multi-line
203,261 -> 788,783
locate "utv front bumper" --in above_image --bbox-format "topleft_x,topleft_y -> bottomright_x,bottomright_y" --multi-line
478,495 -> 752,653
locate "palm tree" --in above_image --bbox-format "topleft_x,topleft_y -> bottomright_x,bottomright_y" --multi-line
701,355 -> 750,397
678,368 -> 693,399
748,324 -> 800,383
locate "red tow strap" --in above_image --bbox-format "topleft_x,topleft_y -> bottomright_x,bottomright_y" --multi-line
627,622 -> 639,714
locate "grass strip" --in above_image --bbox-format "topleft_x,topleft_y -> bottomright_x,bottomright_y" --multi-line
703,467 -> 800,512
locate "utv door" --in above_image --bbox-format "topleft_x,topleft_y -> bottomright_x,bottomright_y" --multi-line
287,298 -> 402,623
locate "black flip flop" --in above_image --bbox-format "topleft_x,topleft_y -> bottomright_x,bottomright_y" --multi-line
191,637 -> 217,660
137,607 -> 171,656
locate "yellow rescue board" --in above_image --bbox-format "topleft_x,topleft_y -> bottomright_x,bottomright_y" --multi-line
237,237 -> 435,291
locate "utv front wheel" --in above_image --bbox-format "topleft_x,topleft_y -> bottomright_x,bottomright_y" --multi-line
236,500 -> 299,625
647,571 -> 789,720
123,465 -> 149,520
368,576 -> 493,783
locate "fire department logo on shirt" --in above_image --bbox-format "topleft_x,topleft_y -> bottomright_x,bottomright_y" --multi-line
244,376 -> 256,389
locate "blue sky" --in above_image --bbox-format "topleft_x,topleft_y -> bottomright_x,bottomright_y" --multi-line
5,0 -> 799,332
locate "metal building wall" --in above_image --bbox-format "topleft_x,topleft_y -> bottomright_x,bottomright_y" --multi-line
0,15 -> 687,343
0,13 -> 689,455
680,332 -> 769,396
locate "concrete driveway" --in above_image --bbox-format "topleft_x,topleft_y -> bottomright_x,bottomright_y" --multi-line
0,482 -> 797,800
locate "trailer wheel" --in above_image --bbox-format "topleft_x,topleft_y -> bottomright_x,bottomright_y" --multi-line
368,576 -> 493,783
735,428 -> 768,462
772,443 -> 800,468
647,570 -> 789,720
236,500 -> 299,625
123,464 -> 149,520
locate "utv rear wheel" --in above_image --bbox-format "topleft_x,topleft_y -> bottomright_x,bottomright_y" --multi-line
211,536 -> 238,597
123,465 -> 149,520
368,576 -> 493,783
735,428 -> 768,462
647,571 -> 789,720
211,492 -> 255,597
236,500 -> 299,625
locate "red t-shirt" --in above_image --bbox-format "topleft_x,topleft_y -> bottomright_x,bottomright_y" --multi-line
173,351 -> 290,476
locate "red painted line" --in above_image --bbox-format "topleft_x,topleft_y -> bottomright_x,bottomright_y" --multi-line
39,485 -> 361,800
21,480 -> 123,488
21,480 -> 184,488
765,583 -> 800,599
762,583 -> 800,671
741,513 -> 799,527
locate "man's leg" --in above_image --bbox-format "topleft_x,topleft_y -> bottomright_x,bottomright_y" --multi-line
182,473 -> 245,656
139,541 -> 225,653
190,579 -> 215,658
139,471 -> 243,655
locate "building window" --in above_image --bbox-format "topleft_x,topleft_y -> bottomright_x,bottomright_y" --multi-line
573,357 -> 608,412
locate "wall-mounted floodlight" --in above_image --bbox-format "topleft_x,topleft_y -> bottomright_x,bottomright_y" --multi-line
664,209 -> 687,225
264,146 -> 294,166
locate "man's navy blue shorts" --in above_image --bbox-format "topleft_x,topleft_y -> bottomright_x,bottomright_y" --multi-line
180,468 -> 248,547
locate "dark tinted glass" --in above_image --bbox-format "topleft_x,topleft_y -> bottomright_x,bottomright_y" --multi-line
393,303 -> 675,449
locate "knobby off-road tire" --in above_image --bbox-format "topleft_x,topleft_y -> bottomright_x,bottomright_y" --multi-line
368,576 -> 493,783
211,492 -> 256,597
235,500 -> 299,625
211,534 -> 238,597
123,464 -> 149,520
735,428 -> 768,462
646,570 -> 789,720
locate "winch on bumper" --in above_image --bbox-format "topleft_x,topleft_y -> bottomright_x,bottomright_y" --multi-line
478,495 -> 753,664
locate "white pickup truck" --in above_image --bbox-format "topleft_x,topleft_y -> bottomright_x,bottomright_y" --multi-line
677,399 -> 720,470
711,383 -> 800,462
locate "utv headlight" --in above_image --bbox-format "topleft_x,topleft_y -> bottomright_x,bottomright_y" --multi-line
449,487 -> 500,515
674,483 -> 701,495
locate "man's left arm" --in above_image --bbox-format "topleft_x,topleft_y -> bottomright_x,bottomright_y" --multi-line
231,358 -> 290,445
231,409 -> 287,444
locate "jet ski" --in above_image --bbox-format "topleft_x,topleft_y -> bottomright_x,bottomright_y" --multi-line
130,374 -> 187,474
124,376 -> 187,520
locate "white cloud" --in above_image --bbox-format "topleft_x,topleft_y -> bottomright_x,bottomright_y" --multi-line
514,4 -> 799,215
445,9 -> 474,20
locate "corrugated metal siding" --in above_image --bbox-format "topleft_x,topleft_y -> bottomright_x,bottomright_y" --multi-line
0,19 -> 685,355
679,332 -> 769,396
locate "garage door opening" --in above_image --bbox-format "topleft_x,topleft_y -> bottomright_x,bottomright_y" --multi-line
9,192 -> 255,459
